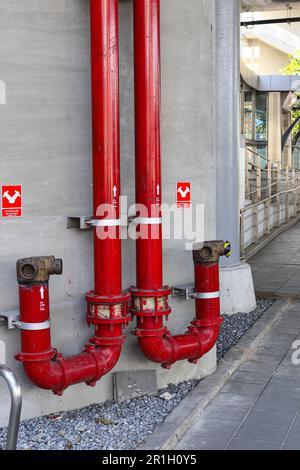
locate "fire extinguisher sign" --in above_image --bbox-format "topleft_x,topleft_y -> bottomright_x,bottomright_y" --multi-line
177,182 -> 191,209
1,185 -> 22,217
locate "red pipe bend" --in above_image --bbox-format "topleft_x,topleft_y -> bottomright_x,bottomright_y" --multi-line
16,283 -> 129,395
21,345 -> 122,396
131,260 -> 224,368
136,324 -> 221,369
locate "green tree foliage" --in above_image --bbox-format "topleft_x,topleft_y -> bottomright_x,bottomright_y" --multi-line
282,51 -> 300,137
282,50 -> 300,76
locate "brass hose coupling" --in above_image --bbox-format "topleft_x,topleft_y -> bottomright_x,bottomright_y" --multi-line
193,240 -> 232,264
16,256 -> 63,283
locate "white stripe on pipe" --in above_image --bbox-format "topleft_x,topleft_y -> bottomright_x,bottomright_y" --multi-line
193,291 -> 220,300
12,320 -> 51,331
132,217 -> 162,225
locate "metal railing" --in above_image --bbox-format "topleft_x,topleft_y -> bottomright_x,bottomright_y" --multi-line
0,366 -> 22,450
241,147 -> 300,257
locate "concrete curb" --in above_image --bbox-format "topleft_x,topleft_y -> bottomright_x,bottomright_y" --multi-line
139,297 -> 293,450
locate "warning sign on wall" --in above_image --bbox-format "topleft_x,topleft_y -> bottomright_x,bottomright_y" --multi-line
177,182 -> 191,209
2,185 -> 22,217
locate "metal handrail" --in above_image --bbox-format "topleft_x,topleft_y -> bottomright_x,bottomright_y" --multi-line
246,146 -> 270,163
246,146 -> 300,173
242,183 -> 300,213
0,366 -> 22,450
245,175 -> 300,198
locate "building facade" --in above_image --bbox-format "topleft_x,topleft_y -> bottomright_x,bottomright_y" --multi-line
0,0 -> 255,426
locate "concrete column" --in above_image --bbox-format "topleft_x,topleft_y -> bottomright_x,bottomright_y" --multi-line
215,0 -> 240,267
268,92 -> 282,164
215,0 -> 256,315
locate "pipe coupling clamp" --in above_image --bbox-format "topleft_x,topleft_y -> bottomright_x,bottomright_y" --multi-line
129,286 -> 172,319
86,291 -> 131,325
13,319 -> 51,331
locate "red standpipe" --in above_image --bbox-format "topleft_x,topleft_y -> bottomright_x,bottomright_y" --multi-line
15,0 -> 130,396
130,0 -> 230,368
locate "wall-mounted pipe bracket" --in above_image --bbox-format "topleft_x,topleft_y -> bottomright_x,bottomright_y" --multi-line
172,286 -> 220,301
172,285 -> 195,300
67,215 -> 163,230
67,216 -> 130,230
67,216 -> 93,230
128,216 -> 162,226
0,311 -> 20,330
13,319 -> 51,331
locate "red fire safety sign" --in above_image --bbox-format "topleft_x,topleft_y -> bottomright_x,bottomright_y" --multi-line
2,185 -> 22,217
177,182 -> 191,208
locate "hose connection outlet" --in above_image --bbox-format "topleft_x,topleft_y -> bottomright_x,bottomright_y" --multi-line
193,240 -> 231,265
16,256 -> 63,284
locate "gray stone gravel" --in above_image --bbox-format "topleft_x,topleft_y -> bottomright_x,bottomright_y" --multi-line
217,297 -> 274,361
0,298 -> 273,451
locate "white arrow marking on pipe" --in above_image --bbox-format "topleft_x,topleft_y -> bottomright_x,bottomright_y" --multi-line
156,185 -> 160,196
113,186 -> 117,198
40,287 -> 45,300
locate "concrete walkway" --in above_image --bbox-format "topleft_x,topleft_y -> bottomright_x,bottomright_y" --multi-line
175,301 -> 300,450
174,226 -> 300,450
251,222 -> 300,297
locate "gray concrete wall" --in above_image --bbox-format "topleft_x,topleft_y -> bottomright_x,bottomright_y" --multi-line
0,0 -> 216,426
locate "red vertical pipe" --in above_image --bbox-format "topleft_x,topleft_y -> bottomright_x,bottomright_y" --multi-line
15,0 -> 130,395
194,263 -> 220,323
19,284 -> 52,359
91,0 -> 122,296
134,0 -> 163,291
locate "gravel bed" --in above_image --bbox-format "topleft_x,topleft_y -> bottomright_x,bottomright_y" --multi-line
0,298 -> 274,451
217,297 -> 274,361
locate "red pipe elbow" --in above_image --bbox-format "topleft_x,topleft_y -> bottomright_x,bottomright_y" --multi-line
20,345 -> 122,396
131,243 -> 228,369
135,322 -> 221,369
16,282 -> 130,395
196,326 -> 221,358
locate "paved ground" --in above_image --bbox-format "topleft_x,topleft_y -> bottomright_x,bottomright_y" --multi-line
251,223 -> 300,296
175,226 -> 300,451
175,301 -> 300,450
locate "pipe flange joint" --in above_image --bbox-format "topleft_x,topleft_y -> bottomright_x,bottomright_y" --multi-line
89,335 -> 126,347
86,291 -> 131,326
161,332 -> 181,370
193,241 -> 231,265
15,348 -> 56,363
129,286 -> 171,319
191,317 -> 224,329
16,256 -> 63,284
132,326 -> 169,338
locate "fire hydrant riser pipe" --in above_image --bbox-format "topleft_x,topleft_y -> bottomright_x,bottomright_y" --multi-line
134,0 -> 163,291
91,0 -> 122,297
15,0 -> 130,395
131,0 -> 224,368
